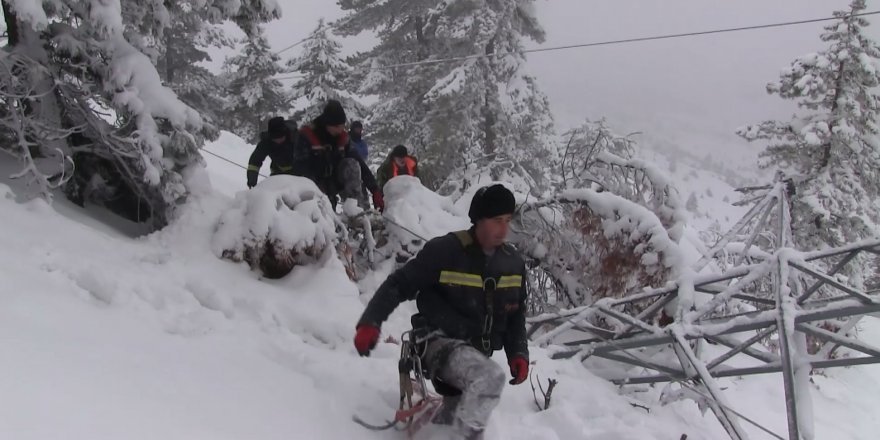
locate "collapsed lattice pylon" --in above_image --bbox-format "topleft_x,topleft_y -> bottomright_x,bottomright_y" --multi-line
529,174 -> 880,440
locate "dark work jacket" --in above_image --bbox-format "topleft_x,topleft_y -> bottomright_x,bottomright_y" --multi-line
294,124 -> 378,195
247,136 -> 297,187
358,230 -> 529,361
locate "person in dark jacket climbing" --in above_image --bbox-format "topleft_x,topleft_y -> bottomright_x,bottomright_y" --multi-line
354,184 -> 528,440
246,116 -> 297,188
349,120 -> 369,161
376,145 -> 419,190
294,101 -> 383,210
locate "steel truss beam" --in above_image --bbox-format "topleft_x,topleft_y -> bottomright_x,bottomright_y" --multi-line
537,240 -> 880,440
613,356 -> 880,385
529,171 -> 880,440
551,300 -> 880,359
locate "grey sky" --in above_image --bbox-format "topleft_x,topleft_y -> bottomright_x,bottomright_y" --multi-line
260,0 -> 876,165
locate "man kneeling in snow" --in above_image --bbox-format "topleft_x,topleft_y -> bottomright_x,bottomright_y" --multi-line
354,184 -> 529,440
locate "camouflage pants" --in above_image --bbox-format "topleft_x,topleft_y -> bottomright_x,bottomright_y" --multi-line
422,337 -> 506,439
336,158 -> 368,208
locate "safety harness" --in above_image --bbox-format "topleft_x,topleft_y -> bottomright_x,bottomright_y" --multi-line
448,230 -> 521,354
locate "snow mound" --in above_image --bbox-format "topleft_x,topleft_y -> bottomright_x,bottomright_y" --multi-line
212,175 -> 339,278
200,131 -> 256,198
383,176 -> 471,247
0,182 -> 14,201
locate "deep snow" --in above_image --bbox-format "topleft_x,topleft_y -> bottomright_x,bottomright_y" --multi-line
1,132 -> 879,439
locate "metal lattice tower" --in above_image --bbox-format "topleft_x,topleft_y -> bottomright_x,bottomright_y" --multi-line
529,175 -> 880,440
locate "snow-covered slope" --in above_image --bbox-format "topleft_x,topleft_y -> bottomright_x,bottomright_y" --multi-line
1,138 -> 879,439
201,131 -> 257,198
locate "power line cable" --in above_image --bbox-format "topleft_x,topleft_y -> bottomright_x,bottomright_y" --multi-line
274,16 -> 348,56
274,34 -> 314,55
360,10 -> 880,70
274,74 -> 306,81
270,11 -> 878,74
200,148 -> 267,178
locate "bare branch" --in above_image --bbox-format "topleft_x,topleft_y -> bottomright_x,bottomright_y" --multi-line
528,370 -> 558,411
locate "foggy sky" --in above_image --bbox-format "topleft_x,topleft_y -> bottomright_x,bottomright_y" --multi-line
261,0 -> 877,165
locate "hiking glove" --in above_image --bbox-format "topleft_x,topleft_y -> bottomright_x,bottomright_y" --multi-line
508,356 -> 528,385
372,191 -> 385,212
354,325 -> 380,356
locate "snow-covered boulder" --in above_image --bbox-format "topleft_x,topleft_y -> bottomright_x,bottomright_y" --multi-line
212,176 -> 338,278
381,176 -> 471,255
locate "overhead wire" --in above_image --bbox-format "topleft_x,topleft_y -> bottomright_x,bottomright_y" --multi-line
370,10 -> 880,70
274,74 -> 306,81
200,148 -> 267,178
269,11 -> 879,71
274,34 -> 315,55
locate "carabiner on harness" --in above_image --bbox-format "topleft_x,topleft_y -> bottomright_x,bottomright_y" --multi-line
481,277 -> 497,354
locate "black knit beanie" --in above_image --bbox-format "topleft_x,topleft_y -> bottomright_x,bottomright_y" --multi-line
267,116 -> 287,139
468,184 -> 516,224
391,145 -> 408,158
321,100 -> 347,126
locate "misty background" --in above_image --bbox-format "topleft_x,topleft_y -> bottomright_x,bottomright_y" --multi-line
214,0 -> 877,173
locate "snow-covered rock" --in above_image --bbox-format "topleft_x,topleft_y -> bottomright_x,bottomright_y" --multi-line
382,176 -> 471,251
212,175 -> 339,278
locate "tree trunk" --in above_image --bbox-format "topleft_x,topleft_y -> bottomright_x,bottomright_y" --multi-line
2,0 -> 20,46
414,15 -> 427,61
820,17 -> 856,171
482,38 -> 497,160
164,32 -> 175,84
821,61 -> 846,170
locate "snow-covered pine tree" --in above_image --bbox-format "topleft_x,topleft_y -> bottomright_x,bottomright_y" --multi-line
337,0 -> 556,194
222,26 -> 289,143
158,1 -> 235,141
737,0 -> 880,287
0,0 -> 280,229
286,19 -> 367,124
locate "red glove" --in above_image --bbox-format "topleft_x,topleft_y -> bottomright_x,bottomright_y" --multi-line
508,357 -> 529,385
354,325 -> 380,357
372,191 -> 385,212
